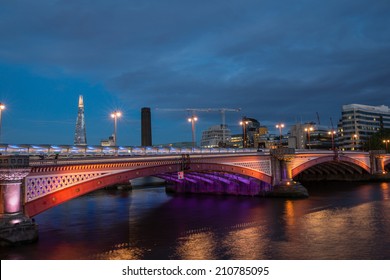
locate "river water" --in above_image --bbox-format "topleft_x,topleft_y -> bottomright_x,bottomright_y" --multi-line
1,181 -> 390,260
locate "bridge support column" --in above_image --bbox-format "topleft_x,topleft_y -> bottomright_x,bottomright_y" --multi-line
370,151 -> 387,175
269,148 -> 308,198
280,159 -> 294,184
376,156 -> 385,174
0,156 -> 38,246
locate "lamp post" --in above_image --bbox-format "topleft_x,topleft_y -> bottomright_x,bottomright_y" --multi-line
304,126 -> 314,149
383,139 -> 390,153
276,123 -> 285,147
0,102 -> 5,144
328,130 -> 336,151
240,118 -> 249,148
188,115 -> 198,148
110,111 -> 122,146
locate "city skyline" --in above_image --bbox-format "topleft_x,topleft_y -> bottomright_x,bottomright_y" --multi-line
0,0 -> 389,146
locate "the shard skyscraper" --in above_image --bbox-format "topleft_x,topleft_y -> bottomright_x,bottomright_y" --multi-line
74,95 -> 87,145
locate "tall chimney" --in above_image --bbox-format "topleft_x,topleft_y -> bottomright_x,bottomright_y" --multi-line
141,107 -> 152,146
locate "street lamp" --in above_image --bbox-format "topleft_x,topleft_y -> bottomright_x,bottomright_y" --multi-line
383,139 -> 390,153
328,130 -> 336,151
110,111 -> 122,146
240,118 -> 249,148
188,115 -> 198,148
276,123 -> 285,147
0,102 -> 5,144
304,126 -> 314,149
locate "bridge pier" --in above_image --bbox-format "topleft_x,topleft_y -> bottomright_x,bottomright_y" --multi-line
0,156 -> 38,246
280,159 -> 294,184
269,148 -> 308,198
370,150 -> 387,175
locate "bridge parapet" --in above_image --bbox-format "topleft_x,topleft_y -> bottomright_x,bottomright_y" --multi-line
270,148 -> 295,160
0,156 -> 29,167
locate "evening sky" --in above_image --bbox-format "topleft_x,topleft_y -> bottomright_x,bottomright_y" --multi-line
0,0 -> 389,146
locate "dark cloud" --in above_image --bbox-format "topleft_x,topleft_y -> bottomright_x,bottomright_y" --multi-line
0,0 -> 389,144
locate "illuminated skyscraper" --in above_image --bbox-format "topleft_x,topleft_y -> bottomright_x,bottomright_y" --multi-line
74,95 -> 87,145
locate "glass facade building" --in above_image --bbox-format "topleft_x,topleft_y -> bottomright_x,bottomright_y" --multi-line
74,95 -> 87,145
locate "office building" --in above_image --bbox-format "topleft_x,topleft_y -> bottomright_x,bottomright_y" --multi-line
200,125 -> 232,148
337,104 -> 390,150
240,117 -> 261,148
289,123 -> 333,150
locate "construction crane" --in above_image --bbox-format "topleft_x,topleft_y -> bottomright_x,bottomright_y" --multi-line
156,107 -> 241,145
156,108 -> 241,126
316,112 -> 321,125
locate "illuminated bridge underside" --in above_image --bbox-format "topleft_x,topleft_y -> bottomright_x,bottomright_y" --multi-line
24,160 -> 272,217
292,156 -> 370,180
157,171 -> 272,196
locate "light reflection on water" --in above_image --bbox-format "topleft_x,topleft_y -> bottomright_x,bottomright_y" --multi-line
222,226 -> 268,260
1,182 -> 390,260
381,183 -> 389,200
175,231 -> 217,260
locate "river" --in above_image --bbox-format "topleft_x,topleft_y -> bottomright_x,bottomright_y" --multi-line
1,181 -> 390,260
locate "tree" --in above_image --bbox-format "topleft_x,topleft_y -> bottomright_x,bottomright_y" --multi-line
363,128 -> 390,151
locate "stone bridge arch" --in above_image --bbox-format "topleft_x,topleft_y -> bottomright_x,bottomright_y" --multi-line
292,155 -> 371,180
24,162 -> 272,217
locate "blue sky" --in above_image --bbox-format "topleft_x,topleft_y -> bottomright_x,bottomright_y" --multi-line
1,0 -> 389,146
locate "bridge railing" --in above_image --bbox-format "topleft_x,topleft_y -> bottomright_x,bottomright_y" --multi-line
0,144 -> 260,159
2,144 -> 376,158
294,149 -> 370,155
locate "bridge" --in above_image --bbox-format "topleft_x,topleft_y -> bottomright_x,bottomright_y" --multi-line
1,147 -> 390,245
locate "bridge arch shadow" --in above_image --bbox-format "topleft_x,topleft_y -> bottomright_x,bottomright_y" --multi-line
292,155 -> 370,181
25,162 -> 272,217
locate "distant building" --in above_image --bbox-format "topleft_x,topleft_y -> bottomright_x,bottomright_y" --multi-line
157,142 -> 194,148
257,126 -> 269,135
289,123 -> 333,150
241,117 -> 261,147
230,134 -> 243,148
232,117 -> 262,148
337,104 -> 390,150
141,107 -> 152,146
74,95 -> 87,145
200,125 -> 232,148
101,135 -> 115,146
289,123 -> 307,149
255,134 -> 278,149
253,126 -> 278,149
